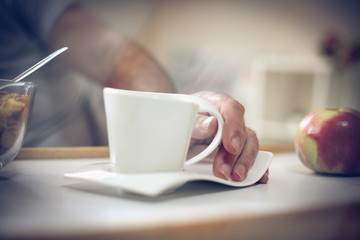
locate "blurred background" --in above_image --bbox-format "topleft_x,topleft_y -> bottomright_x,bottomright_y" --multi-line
80,0 -> 360,144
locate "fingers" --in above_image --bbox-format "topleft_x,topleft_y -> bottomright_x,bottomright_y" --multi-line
212,145 -> 238,180
191,115 -> 217,141
192,91 -> 246,155
213,128 -> 260,181
191,91 -> 269,183
220,96 -> 246,156
231,128 -> 259,181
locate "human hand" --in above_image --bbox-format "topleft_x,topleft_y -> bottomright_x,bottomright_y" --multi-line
190,91 -> 269,183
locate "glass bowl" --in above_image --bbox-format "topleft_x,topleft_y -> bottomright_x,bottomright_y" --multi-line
0,79 -> 36,169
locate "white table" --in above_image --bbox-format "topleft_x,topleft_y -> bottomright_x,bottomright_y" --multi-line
1,147 -> 359,240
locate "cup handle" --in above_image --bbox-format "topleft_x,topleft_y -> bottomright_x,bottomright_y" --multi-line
185,97 -> 224,166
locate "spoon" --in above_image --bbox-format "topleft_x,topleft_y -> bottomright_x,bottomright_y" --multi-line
0,47 -> 68,90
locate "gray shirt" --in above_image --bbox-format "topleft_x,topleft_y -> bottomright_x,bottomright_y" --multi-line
0,0 -> 108,146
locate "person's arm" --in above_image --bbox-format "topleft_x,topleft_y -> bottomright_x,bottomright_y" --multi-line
48,4 -> 267,183
48,4 -> 174,93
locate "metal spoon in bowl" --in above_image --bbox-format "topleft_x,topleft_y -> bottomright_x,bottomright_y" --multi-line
0,47 -> 68,90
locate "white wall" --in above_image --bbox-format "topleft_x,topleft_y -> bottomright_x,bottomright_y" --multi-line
81,0 -> 360,142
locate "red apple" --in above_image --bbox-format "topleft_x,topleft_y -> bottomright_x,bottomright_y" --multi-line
295,107 -> 360,175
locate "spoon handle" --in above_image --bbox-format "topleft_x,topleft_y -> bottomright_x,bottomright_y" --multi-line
12,47 -> 68,83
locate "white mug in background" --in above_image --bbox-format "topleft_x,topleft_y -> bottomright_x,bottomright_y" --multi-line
103,88 -> 224,174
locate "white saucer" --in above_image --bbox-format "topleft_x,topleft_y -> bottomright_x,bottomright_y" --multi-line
64,151 -> 273,197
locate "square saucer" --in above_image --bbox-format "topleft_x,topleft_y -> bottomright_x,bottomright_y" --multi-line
64,151 -> 273,197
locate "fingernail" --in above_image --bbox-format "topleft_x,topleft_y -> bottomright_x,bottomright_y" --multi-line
200,116 -> 214,132
233,164 -> 246,181
259,171 -> 269,184
263,173 -> 269,183
220,163 -> 231,180
231,136 -> 241,153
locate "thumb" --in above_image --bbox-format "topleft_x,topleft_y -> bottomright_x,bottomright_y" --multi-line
191,115 -> 218,140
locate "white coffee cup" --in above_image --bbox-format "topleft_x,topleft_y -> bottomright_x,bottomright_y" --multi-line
103,88 -> 224,174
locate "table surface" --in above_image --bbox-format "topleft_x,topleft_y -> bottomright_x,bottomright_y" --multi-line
1,146 -> 360,240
